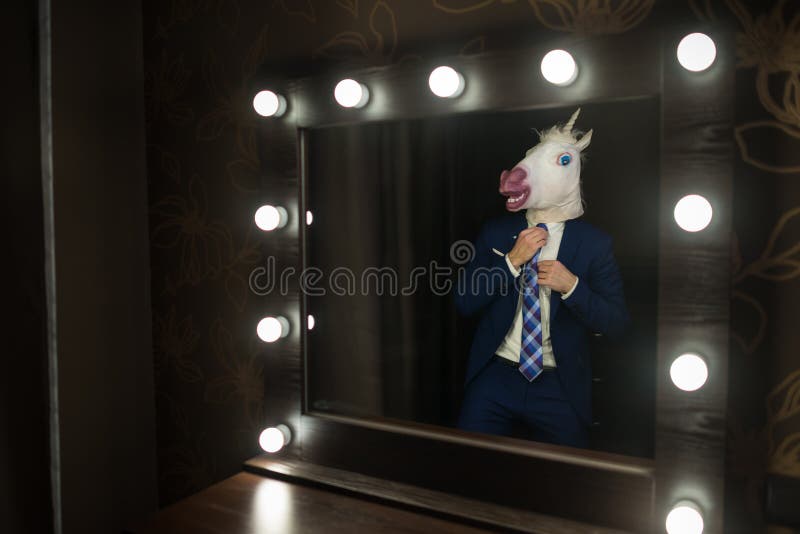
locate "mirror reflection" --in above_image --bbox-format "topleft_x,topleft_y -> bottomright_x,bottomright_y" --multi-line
305,100 -> 658,457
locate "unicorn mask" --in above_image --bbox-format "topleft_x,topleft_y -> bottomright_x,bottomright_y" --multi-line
499,108 -> 593,223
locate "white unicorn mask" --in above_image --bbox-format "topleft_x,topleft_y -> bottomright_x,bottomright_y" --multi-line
499,108 -> 593,223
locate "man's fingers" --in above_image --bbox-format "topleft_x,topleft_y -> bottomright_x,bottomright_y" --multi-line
519,227 -> 547,237
523,228 -> 548,239
524,233 -> 544,244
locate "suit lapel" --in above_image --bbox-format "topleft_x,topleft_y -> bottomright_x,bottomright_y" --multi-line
497,212 -> 530,318
550,218 -> 582,322
511,211 -> 528,239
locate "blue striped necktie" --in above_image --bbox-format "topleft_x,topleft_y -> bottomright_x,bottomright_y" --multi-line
519,223 -> 547,381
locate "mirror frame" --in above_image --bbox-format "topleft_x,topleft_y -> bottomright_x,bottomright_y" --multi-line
246,25 -> 733,533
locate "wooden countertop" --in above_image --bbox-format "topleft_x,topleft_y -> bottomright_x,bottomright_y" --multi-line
129,472 -> 495,533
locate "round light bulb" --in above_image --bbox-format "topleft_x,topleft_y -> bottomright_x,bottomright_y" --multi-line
307,314 -> 315,330
334,79 -> 369,108
259,424 -> 292,453
306,210 -> 313,225
666,501 -> 704,534
252,90 -> 287,117
254,205 -> 288,231
428,66 -> 465,98
257,316 -> 290,343
540,49 -> 578,86
670,353 -> 708,392
673,194 -> 713,232
677,32 -> 716,72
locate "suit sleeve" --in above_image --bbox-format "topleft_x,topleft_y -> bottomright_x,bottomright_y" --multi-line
454,224 -> 518,317
561,236 -> 630,340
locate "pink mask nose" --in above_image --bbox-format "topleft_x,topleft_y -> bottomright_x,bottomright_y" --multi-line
499,167 -> 527,191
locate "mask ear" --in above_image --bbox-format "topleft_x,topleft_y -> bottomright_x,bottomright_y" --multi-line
575,129 -> 592,151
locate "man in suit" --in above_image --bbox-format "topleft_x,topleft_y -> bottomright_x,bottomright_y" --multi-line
455,109 -> 629,448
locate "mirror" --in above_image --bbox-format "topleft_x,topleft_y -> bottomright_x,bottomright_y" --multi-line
304,99 -> 659,458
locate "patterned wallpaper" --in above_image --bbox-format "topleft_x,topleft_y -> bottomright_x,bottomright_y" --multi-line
141,0 -> 799,529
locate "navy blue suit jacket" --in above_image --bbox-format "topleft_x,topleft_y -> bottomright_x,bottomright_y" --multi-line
455,213 -> 630,424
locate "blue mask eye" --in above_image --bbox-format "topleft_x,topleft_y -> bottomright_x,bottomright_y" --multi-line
558,153 -> 572,166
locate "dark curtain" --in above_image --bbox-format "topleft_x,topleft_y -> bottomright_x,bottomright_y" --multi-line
307,118 -> 465,422
2,1 -> 53,533
307,99 -> 659,457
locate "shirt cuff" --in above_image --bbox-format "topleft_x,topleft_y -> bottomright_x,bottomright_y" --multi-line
505,255 -> 521,278
561,276 -> 579,300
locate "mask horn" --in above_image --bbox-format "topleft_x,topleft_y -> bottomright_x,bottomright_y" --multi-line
562,108 -> 581,134
575,129 -> 593,151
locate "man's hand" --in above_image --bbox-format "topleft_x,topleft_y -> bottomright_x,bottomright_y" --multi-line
538,260 -> 577,294
507,227 -> 548,268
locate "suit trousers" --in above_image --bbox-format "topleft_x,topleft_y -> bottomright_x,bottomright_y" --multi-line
457,355 -> 589,448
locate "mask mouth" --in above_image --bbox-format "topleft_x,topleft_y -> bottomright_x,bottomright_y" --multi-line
499,167 -> 530,211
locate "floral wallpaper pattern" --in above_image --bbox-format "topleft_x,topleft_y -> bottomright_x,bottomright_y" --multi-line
141,0 -> 799,529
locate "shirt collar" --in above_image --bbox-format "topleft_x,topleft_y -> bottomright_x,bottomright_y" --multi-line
525,210 -> 565,231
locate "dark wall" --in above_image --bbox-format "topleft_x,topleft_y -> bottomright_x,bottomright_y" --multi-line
2,1 -> 53,533
141,1 -> 800,531
50,1 -> 158,532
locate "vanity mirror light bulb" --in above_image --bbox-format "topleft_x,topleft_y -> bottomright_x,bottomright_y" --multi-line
428,66 -> 465,98
677,32 -> 717,72
259,424 -> 292,453
666,501 -> 704,534
670,353 -> 708,392
252,90 -> 287,117
257,316 -> 290,343
673,194 -> 713,232
254,205 -> 288,231
334,79 -> 369,108
306,210 -> 313,226
540,49 -> 578,86
307,314 -> 315,330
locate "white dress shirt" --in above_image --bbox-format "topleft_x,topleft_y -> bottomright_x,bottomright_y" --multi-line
495,216 -> 579,368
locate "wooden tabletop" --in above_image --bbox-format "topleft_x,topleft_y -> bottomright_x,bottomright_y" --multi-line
129,472 -> 494,533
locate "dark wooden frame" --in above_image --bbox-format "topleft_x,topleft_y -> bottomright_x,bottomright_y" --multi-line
248,26 -> 733,533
